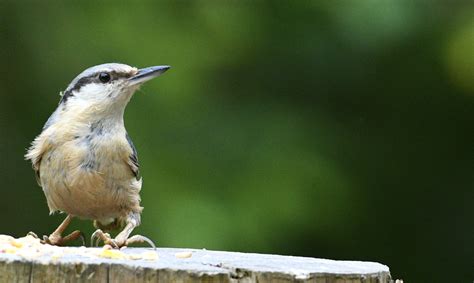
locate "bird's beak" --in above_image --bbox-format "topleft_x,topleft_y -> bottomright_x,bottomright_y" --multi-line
129,65 -> 170,85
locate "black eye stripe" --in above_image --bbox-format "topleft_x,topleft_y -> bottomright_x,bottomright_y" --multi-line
60,71 -> 133,104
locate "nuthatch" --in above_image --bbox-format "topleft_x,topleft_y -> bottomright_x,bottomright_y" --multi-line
26,63 -> 170,248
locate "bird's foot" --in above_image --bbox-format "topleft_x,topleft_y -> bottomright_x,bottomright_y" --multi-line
27,230 -> 85,246
91,229 -> 156,249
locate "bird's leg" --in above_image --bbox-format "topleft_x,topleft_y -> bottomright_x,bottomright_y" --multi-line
32,214 -> 85,246
91,214 -> 155,249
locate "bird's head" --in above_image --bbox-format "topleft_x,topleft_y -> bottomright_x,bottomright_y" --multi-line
59,63 -> 170,117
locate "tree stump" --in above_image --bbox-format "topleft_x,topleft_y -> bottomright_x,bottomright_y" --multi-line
0,245 -> 391,282
0,234 -> 391,282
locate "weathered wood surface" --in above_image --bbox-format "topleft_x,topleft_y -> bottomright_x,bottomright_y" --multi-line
0,246 -> 391,283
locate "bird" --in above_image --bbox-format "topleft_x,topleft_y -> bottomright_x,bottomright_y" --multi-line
25,63 -> 170,248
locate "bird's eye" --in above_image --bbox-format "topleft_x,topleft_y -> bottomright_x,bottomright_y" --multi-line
98,72 -> 111,83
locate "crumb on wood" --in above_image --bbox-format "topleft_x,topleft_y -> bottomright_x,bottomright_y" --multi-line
0,234 -> 158,261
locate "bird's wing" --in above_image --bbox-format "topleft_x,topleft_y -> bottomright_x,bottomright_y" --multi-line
25,134 -> 50,186
126,133 -> 140,180
26,110 -> 61,186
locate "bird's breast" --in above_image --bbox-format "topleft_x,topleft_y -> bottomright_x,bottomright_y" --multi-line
39,128 -> 142,220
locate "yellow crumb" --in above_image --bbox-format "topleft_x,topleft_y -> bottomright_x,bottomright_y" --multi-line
97,249 -> 128,259
4,247 -> 18,254
175,251 -> 192,259
10,240 -> 23,248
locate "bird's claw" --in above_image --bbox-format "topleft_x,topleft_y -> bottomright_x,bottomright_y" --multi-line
125,235 -> 156,250
27,231 -> 39,239
91,229 -> 118,248
91,229 -> 156,249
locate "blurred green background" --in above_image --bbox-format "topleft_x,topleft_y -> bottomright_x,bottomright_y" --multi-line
1,1 -> 473,281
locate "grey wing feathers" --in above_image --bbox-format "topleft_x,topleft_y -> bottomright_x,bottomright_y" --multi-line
126,133 -> 140,180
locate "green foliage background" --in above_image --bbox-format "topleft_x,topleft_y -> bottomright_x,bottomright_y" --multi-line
1,1 -> 473,281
